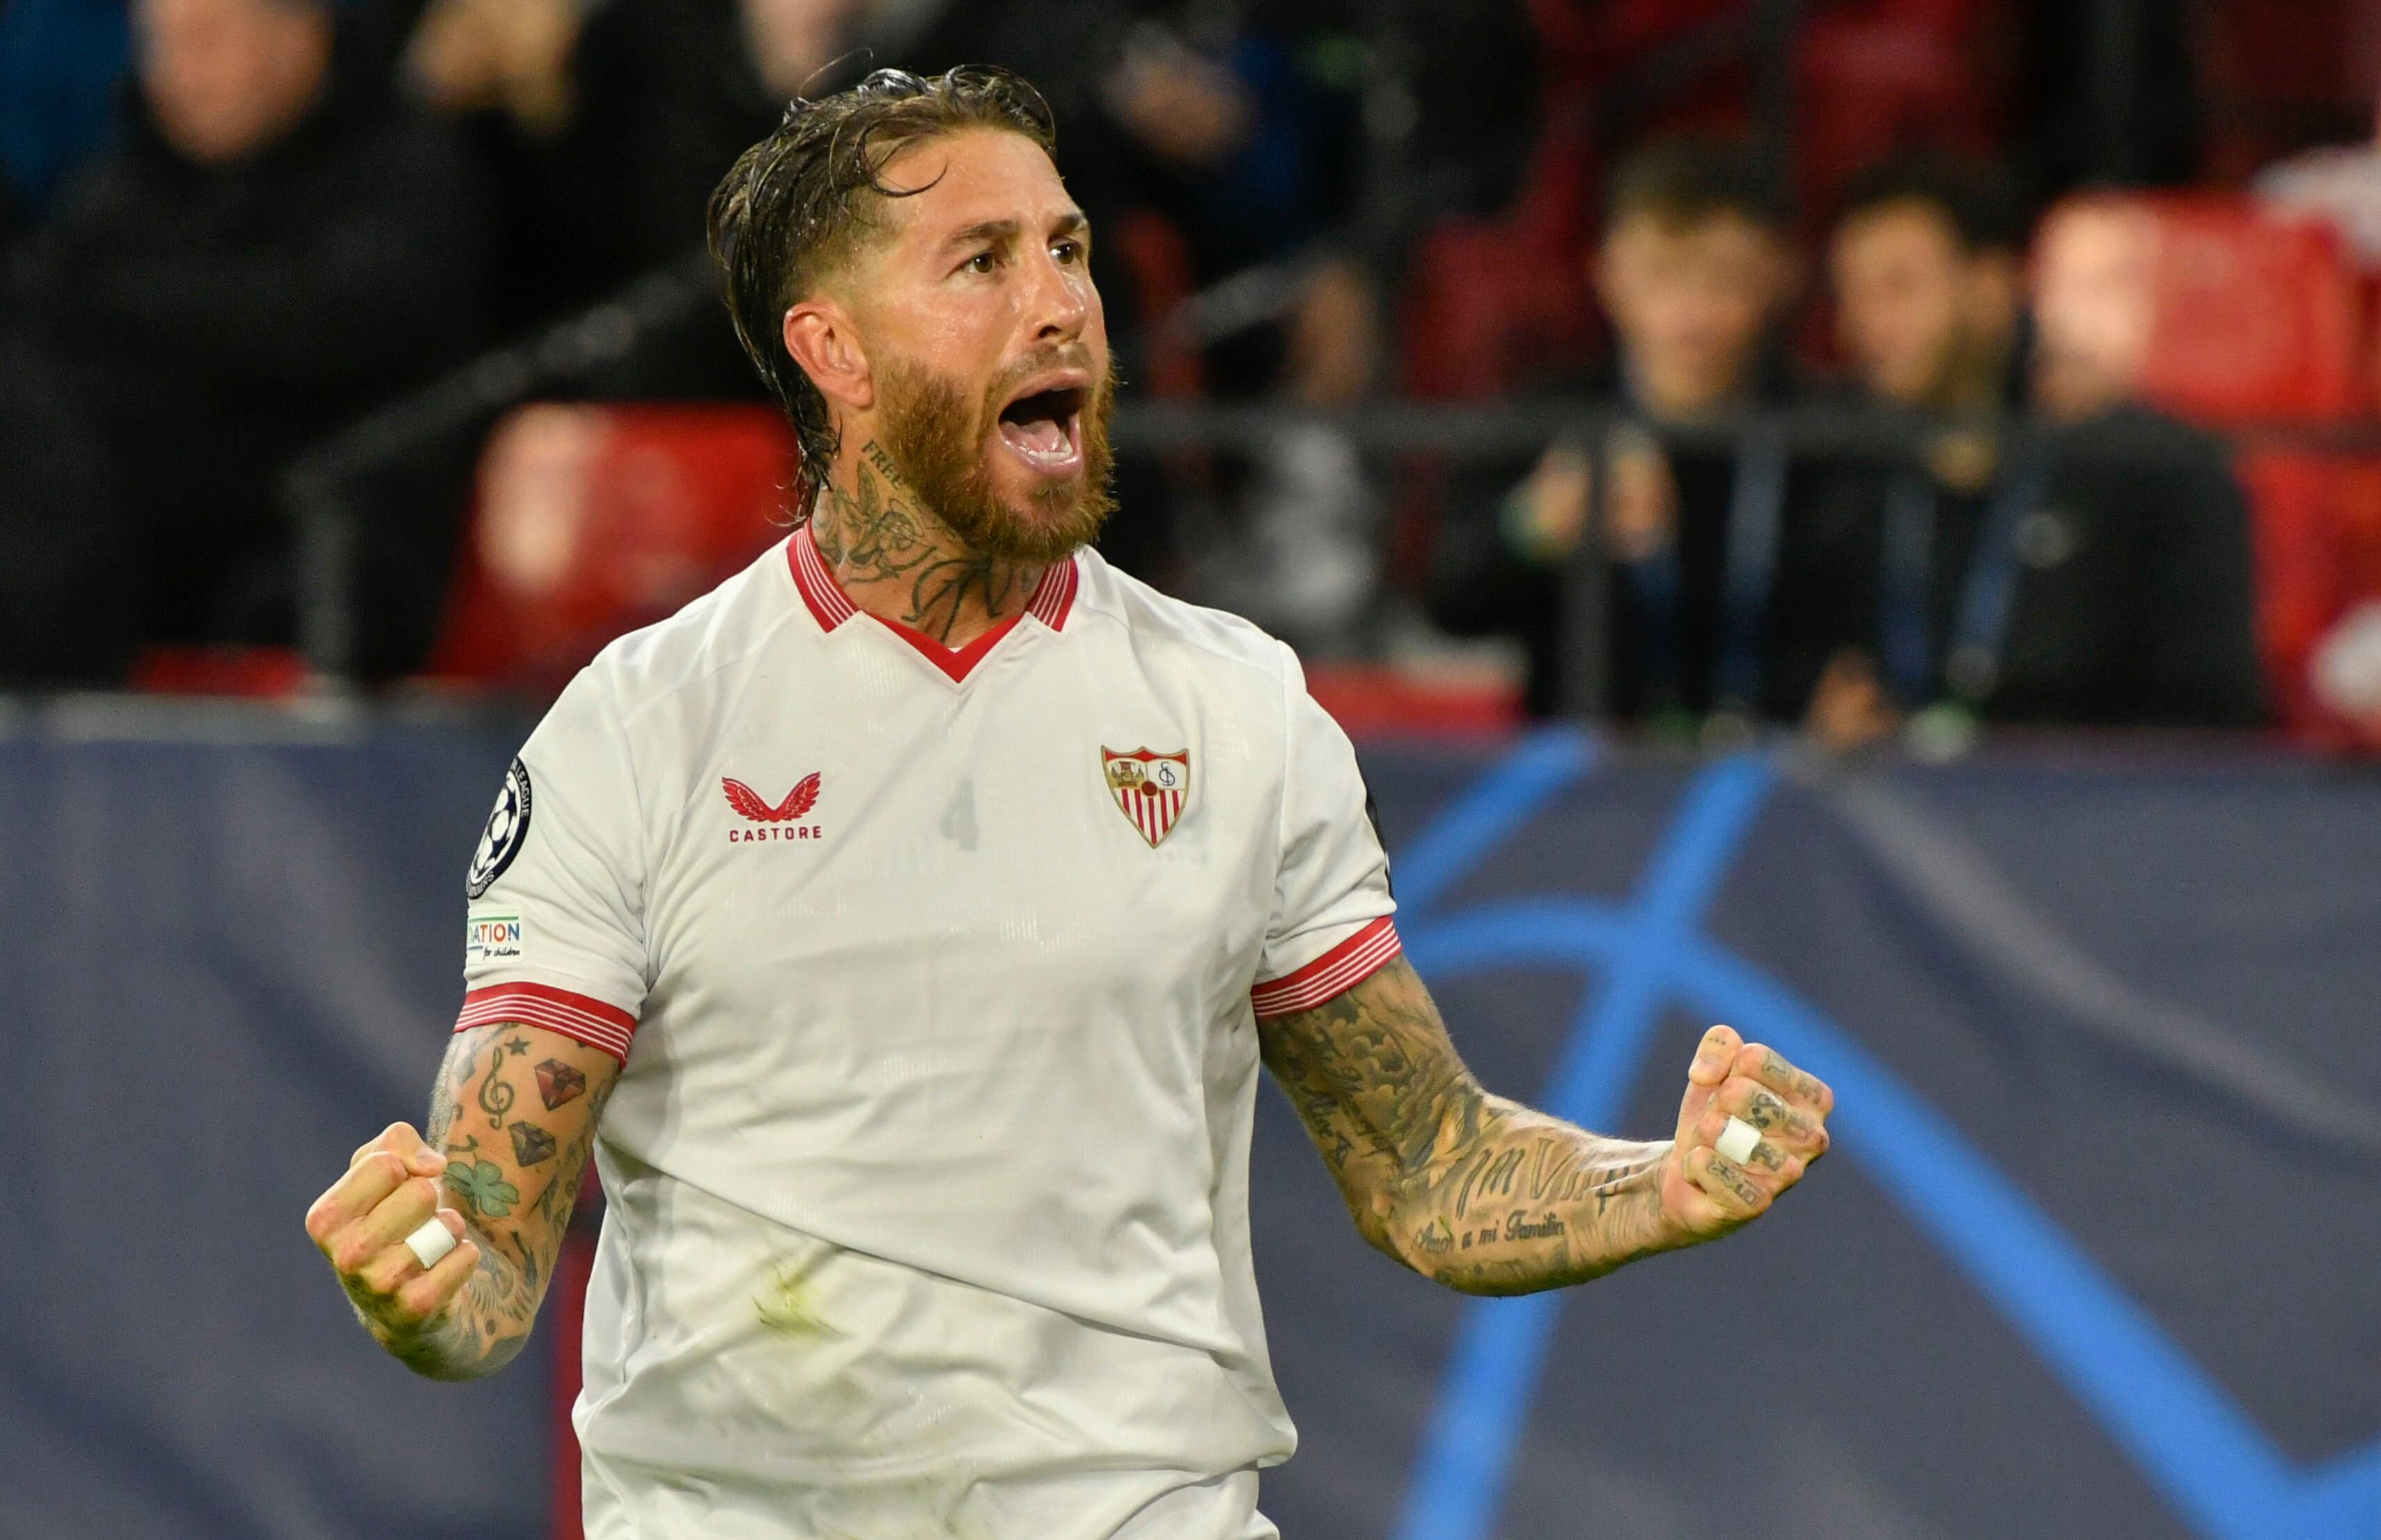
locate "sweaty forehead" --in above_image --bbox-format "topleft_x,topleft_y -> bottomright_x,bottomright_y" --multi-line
873,128 -> 1076,249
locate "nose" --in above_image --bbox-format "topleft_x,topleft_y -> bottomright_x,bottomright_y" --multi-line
1025,244 -> 1092,346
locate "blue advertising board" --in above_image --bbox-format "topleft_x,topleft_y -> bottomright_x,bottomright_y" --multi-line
0,708 -> 2372,1539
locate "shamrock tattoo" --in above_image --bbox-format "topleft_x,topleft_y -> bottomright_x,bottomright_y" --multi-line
444,1158 -> 521,1220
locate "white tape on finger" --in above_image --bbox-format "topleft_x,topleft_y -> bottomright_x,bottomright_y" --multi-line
1716,1115 -> 1762,1166
404,1217 -> 458,1271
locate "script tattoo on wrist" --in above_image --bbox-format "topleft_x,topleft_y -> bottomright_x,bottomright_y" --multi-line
1260,957 -> 1673,1296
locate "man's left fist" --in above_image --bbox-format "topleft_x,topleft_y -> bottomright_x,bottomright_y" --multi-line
1660,1024 -> 1834,1244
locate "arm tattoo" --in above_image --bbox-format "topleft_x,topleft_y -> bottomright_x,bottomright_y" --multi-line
370,1023 -> 614,1381
1259,957 -> 1678,1295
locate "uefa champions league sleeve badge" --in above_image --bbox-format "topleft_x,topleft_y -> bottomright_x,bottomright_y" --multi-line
467,757 -> 535,899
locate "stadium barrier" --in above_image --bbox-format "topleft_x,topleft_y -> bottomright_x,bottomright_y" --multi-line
0,702 -> 2371,1540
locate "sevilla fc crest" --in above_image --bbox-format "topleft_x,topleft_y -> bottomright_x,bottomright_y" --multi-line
1103,748 -> 1190,847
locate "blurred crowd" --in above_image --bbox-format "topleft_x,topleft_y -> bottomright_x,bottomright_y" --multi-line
1424,144 -> 2267,748
3,0 -> 2380,748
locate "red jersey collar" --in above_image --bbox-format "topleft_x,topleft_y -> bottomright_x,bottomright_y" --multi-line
787,522 -> 1079,682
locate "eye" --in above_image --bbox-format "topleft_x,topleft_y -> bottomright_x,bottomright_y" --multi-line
960,250 -> 999,276
1052,238 -> 1083,265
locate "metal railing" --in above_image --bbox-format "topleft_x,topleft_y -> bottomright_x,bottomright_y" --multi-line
281,261 -> 2381,716
282,253 -> 719,679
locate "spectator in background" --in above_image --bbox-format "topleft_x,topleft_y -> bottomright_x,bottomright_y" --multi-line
2021,201 -> 2263,725
1831,155 -> 2027,421
404,0 -> 864,390
1804,153 -> 2030,746
1424,140 -> 1846,729
1820,195 -> 2264,740
1,0 -> 489,660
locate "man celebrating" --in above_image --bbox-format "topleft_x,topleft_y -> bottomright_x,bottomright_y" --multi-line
304,68 -> 1832,1539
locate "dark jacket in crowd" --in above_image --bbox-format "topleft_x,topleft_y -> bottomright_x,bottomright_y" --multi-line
1424,361 -> 1864,723
2,40 -> 490,661
0,333 -> 131,685
1832,404 -> 2267,728
452,0 -> 783,393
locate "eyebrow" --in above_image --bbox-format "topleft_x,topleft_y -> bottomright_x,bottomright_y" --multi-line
944,211 -> 1088,251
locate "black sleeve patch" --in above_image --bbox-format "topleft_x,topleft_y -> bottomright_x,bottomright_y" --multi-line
466,757 -> 534,899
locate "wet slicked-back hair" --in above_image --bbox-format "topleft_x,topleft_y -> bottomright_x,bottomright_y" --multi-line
707,65 -> 1059,519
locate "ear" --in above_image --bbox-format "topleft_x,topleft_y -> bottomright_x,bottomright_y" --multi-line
782,294 -> 873,414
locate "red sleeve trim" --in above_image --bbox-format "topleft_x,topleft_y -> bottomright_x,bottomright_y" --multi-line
456,982 -> 637,1064
1251,916 -> 1403,1020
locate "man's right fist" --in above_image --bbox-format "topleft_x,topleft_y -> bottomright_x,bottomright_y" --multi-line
304,1122 -> 480,1340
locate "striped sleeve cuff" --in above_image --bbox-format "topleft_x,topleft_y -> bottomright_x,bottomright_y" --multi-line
1250,916 -> 1403,1020
455,982 -> 637,1063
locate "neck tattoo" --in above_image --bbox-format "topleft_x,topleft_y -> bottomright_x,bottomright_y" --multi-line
810,441 -> 1040,644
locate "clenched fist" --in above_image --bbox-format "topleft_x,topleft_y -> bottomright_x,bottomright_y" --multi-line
304,1122 -> 480,1345
1661,1025 -> 1834,1243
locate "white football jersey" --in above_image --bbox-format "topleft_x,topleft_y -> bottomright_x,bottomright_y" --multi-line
457,526 -> 1400,1539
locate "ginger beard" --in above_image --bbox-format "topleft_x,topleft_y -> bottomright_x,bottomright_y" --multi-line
873,352 -> 1116,565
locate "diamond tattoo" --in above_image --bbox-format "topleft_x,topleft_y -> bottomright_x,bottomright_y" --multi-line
534,1059 -> 586,1110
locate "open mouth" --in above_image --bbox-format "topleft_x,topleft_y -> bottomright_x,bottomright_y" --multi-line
994,384 -> 1086,476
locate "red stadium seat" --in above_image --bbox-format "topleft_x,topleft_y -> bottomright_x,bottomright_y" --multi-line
1110,210 -> 1205,400
426,404 -> 798,694
2277,456 -> 2381,748
1400,207 -> 1599,402
2237,450 -> 2352,734
129,645 -> 310,698
2113,195 -> 2366,425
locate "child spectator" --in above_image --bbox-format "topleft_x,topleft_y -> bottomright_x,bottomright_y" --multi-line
1425,139 -> 1845,728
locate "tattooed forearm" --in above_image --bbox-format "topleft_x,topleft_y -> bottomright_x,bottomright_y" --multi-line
1260,957 -> 1680,1296
370,1023 -> 615,1381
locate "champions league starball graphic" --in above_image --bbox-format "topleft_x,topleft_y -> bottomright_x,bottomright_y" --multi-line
467,757 -> 534,899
